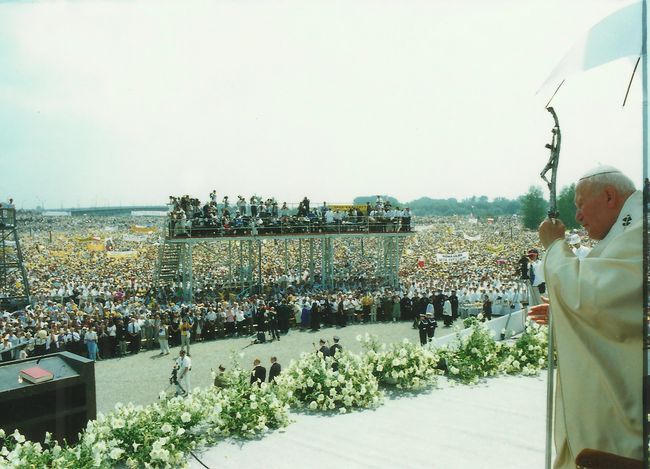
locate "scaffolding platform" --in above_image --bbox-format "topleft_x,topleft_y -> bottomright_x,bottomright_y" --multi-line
153,221 -> 414,303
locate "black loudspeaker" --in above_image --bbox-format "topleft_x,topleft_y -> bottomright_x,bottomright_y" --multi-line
0,352 -> 96,444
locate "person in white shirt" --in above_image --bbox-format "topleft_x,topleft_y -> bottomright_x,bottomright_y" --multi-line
175,349 -> 192,396
0,338 -> 12,361
84,327 -> 98,361
158,321 -> 170,355
567,233 -> 591,260
526,248 -> 545,306
127,317 -> 141,354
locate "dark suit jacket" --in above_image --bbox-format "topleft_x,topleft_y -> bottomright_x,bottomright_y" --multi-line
251,365 -> 266,385
268,362 -> 281,383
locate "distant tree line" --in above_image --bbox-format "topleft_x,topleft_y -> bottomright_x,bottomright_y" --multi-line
354,185 -> 578,231
353,195 -> 520,218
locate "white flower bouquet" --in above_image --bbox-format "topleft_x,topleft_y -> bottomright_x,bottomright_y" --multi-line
361,336 -> 441,390
275,350 -> 382,412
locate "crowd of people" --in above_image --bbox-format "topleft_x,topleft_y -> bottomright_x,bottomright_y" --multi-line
0,209 -> 589,365
167,193 -> 412,237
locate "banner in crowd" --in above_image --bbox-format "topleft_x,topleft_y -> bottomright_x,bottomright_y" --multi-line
123,234 -> 149,242
106,250 -> 138,258
435,252 -> 469,263
462,233 -> 481,241
131,211 -> 168,217
87,242 -> 105,252
130,225 -> 156,234
42,211 -> 71,217
328,204 -> 367,214
77,236 -> 102,242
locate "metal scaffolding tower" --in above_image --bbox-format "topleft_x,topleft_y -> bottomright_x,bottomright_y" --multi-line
0,208 -> 30,307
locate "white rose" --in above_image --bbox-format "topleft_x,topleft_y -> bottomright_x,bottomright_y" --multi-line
180,412 -> 191,423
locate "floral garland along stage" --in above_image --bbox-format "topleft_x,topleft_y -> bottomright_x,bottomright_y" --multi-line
0,319 -> 548,468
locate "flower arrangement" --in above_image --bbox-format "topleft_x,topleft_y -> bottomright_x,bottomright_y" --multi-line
438,318 -> 504,385
359,334 -> 442,390
497,321 -> 548,376
205,365 -> 292,438
0,366 -> 290,468
275,349 -> 382,413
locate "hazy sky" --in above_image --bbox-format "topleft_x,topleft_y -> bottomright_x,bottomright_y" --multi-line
0,0 -> 642,210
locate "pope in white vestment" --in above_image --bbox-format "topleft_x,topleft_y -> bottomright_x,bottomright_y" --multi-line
543,189 -> 642,468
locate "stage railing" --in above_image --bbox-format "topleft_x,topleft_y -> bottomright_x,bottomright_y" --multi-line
166,216 -> 413,239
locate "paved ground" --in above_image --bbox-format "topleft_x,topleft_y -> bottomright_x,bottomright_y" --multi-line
190,374 -> 547,469
94,319 -> 462,414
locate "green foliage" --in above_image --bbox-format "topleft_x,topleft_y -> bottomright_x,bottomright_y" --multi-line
519,186 -> 548,230
353,195 -> 521,217
352,195 -> 402,207
557,183 -> 579,229
462,316 -> 480,329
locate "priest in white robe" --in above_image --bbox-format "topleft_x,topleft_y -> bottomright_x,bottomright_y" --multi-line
531,166 -> 642,469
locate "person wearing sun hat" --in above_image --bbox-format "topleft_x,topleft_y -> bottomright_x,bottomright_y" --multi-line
567,232 -> 591,260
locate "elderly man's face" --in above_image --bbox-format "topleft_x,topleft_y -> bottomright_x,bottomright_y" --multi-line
574,180 -> 616,240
